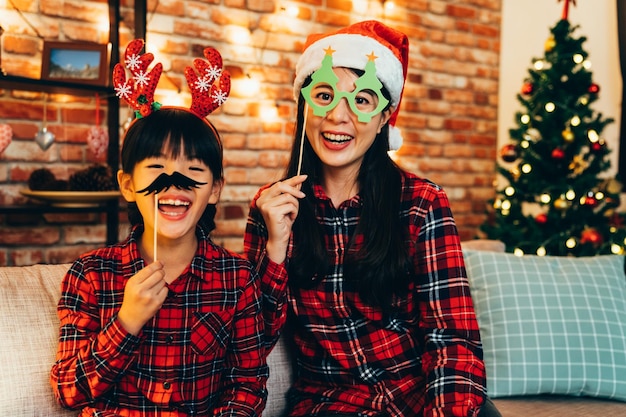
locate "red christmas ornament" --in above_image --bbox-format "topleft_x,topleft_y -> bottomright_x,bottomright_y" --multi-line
535,213 -> 548,224
590,141 -> 603,152
521,82 -> 534,95
580,228 -> 603,246
588,83 -> 600,94
583,195 -> 597,207
500,143 -> 518,163
551,148 -> 565,160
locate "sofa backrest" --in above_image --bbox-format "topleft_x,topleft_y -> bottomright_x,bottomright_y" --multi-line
0,263 -> 75,417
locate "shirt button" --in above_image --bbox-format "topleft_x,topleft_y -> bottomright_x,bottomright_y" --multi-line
163,381 -> 171,390
165,335 -> 174,343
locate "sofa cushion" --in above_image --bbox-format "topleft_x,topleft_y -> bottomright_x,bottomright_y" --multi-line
0,263 -> 76,416
463,250 -> 626,401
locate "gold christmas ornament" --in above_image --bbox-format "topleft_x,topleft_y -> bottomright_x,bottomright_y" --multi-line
562,128 -> 575,142
569,155 -> 589,175
604,178 -> 623,195
545,35 -> 556,52
554,197 -> 569,210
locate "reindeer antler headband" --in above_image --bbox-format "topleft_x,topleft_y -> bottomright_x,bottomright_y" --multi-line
113,39 -> 231,119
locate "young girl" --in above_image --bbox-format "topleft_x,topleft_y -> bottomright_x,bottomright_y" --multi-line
51,41 -> 268,416
245,21 -> 500,417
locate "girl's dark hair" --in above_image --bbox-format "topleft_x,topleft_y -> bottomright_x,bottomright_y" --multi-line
121,108 -> 223,233
286,73 -> 411,310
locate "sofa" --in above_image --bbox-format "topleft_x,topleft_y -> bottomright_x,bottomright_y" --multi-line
1,240 -> 626,416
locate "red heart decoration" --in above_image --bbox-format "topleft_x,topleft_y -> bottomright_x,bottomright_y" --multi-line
0,124 -> 12,154
87,126 -> 109,159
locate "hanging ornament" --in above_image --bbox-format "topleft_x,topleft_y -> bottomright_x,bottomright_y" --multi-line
569,155 -> 589,175
0,123 -> 12,154
86,94 -> 109,159
544,35 -> 556,52
580,228 -> 603,246
590,141 -> 604,153
554,198 -> 569,210
561,128 -> 574,142
521,82 -> 534,95
500,143 -> 518,163
603,178 -> 623,195
535,213 -> 548,224
551,148 -> 565,160
588,83 -> 600,94
35,94 -> 55,151
582,192 -> 597,207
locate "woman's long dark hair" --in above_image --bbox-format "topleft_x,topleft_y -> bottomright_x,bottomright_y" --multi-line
120,108 -> 223,233
286,75 -> 411,310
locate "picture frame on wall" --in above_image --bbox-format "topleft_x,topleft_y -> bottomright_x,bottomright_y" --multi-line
41,41 -> 109,86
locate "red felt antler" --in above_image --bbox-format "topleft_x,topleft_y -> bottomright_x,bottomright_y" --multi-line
113,39 -> 163,118
184,47 -> 231,119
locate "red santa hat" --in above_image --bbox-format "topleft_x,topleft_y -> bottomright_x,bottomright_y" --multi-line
293,20 -> 409,150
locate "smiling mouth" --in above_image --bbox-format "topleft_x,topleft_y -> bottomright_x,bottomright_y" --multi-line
158,198 -> 190,216
323,133 -> 353,143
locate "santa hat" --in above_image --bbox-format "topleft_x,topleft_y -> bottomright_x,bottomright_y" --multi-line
293,20 -> 409,150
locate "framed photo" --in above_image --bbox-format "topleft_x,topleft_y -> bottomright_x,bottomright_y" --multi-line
41,41 -> 109,86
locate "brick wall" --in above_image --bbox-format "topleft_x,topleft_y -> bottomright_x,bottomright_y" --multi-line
0,0 -> 501,266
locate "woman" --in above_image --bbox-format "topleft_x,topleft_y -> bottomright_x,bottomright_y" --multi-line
245,21 -> 499,417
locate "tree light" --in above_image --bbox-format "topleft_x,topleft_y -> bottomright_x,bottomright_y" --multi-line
566,238 -> 577,248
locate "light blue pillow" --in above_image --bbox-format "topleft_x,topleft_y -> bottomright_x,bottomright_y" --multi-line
463,250 -> 626,401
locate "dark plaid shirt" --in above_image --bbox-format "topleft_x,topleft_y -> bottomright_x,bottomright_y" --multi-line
51,225 -> 268,417
245,170 -> 486,417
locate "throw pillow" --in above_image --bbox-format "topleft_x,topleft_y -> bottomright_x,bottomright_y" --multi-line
463,250 -> 626,401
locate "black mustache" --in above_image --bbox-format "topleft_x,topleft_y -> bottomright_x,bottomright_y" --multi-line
136,172 -> 207,195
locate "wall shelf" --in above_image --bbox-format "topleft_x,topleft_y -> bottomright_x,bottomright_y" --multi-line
0,74 -> 115,97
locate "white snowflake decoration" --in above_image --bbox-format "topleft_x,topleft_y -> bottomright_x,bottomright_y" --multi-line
115,81 -> 132,99
204,65 -> 222,82
212,90 -> 228,106
195,77 -> 212,93
134,70 -> 151,87
125,53 -> 142,71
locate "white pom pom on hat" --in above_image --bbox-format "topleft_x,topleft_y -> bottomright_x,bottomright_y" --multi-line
293,20 -> 409,151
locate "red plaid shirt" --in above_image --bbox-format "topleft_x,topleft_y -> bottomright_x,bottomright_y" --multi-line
245,170 -> 486,417
51,225 -> 268,417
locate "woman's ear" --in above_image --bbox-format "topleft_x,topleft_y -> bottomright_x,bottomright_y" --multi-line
377,106 -> 395,134
117,170 -> 136,202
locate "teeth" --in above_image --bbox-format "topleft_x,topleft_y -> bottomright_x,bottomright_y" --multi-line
158,199 -> 189,206
324,133 -> 352,142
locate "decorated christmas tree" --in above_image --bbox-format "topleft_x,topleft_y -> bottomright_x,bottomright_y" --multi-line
481,1 -> 626,256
